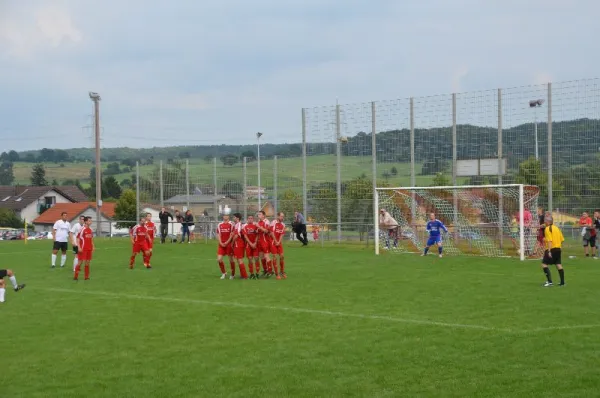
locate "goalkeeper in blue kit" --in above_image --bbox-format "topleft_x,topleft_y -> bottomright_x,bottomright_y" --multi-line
422,213 -> 448,258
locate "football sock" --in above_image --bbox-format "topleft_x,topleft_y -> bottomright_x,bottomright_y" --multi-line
130,255 -> 135,266
543,267 -> 552,283
8,275 -> 18,289
61,255 -> 67,267
438,246 -> 443,255
51,254 -> 57,266
272,261 -> 278,274
267,260 -> 273,273
218,261 -> 226,274
248,261 -> 254,274
558,269 -> 565,284
261,258 -> 267,271
230,261 -> 236,276
0,288 -> 5,302
280,259 -> 285,273
239,262 -> 248,278
74,265 -> 81,280
84,265 -> 90,279
423,247 -> 429,255
73,257 -> 78,271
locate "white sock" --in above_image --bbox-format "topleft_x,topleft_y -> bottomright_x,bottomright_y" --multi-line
61,255 -> 67,267
73,258 -> 78,271
52,254 -> 57,266
0,288 -> 5,303
9,275 -> 17,289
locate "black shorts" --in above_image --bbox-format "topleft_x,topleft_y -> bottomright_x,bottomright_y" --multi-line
72,246 -> 79,254
0,269 -> 7,279
53,241 -> 68,252
542,248 -> 562,265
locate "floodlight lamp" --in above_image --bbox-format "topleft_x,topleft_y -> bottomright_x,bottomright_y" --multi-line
529,99 -> 545,107
89,92 -> 101,100
256,132 -> 263,139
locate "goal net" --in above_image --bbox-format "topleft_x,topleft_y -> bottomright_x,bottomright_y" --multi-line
375,184 -> 540,261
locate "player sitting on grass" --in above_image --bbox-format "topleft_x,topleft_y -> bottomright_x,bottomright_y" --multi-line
270,211 -> 287,279
232,213 -> 249,279
243,215 -> 260,279
422,212 -> 448,258
216,211 -> 235,280
0,269 -> 25,303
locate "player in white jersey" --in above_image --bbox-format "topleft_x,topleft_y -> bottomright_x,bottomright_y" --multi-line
51,212 -> 71,268
69,216 -> 85,271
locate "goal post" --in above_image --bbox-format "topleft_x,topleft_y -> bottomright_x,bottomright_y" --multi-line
374,184 -> 540,261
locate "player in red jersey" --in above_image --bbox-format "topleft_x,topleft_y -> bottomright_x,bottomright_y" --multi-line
217,212 -> 235,279
270,211 -> 287,279
257,211 -> 274,276
231,213 -> 249,279
243,214 -> 260,279
145,213 -> 157,266
74,216 -> 94,281
130,216 -> 152,269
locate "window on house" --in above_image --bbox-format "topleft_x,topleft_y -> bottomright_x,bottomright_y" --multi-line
44,196 -> 56,206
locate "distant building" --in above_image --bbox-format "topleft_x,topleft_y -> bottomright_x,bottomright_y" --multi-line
32,202 -> 117,235
246,186 -> 266,199
0,185 -> 88,223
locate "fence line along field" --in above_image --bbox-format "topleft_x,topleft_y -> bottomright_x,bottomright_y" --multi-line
3,239 -> 600,397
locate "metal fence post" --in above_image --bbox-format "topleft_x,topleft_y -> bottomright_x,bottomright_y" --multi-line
302,108 -> 308,219
547,82 -> 553,212
410,97 -> 416,218
336,103 -> 342,242
243,156 -> 247,220
273,155 -> 278,215
185,159 -> 190,211
136,161 -> 140,218
498,88 -> 504,248
452,93 -> 458,227
159,160 -> 164,207
371,101 -> 377,252
213,157 -> 218,218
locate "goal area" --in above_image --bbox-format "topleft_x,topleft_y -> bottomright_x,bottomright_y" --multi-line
375,184 -> 541,261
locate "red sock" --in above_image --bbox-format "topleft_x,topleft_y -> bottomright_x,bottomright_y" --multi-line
129,255 -> 135,266
84,264 -> 90,279
267,260 -> 273,273
271,260 -> 278,274
280,259 -> 285,273
148,251 -> 153,264
239,262 -> 248,279
261,258 -> 267,271
218,261 -> 226,274
143,255 -> 149,266
230,261 -> 236,276
74,265 -> 81,279
248,261 -> 254,274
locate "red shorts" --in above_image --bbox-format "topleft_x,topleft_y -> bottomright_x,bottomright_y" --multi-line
245,244 -> 259,258
270,243 -> 284,255
233,243 -> 245,259
78,251 -> 93,261
258,240 -> 271,253
217,245 -> 233,256
133,242 -> 149,254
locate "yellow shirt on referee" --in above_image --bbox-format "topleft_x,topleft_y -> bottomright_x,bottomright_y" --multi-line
544,225 -> 564,249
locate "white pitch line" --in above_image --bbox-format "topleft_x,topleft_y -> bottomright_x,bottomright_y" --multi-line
525,324 -> 600,332
43,287 -> 511,333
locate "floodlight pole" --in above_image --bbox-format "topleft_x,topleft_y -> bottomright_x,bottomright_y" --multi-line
256,132 -> 262,211
89,92 -> 102,235
529,99 -> 544,161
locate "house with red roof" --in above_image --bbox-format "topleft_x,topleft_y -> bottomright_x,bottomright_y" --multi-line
32,202 -> 118,236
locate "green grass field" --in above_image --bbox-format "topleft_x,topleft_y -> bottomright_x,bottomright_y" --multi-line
3,239 -> 600,397
12,155 -> 461,188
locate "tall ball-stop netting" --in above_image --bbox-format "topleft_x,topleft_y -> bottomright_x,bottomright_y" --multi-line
376,185 -> 540,260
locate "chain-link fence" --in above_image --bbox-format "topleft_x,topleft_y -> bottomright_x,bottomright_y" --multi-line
130,78 -> 599,244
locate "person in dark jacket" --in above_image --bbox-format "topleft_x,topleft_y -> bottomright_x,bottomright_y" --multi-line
181,210 -> 194,244
294,210 -> 308,246
158,207 -> 173,244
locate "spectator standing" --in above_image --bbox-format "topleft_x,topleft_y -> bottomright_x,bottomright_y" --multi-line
158,207 -> 173,244
294,210 -> 308,246
181,210 -> 194,244
379,208 -> 399,249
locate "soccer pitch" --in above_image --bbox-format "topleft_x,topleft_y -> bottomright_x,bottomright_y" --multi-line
3,240 -> 600,397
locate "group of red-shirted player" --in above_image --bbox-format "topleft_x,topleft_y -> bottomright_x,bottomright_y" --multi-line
216,210 -> 287,280
129,213 -> 157,269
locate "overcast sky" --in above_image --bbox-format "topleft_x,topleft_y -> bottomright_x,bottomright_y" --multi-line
0,0 -> 598,151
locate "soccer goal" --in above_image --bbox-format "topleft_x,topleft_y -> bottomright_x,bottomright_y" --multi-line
375,184 -> 541,260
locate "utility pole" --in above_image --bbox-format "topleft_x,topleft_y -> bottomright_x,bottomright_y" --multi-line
89,92 -> 102,235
